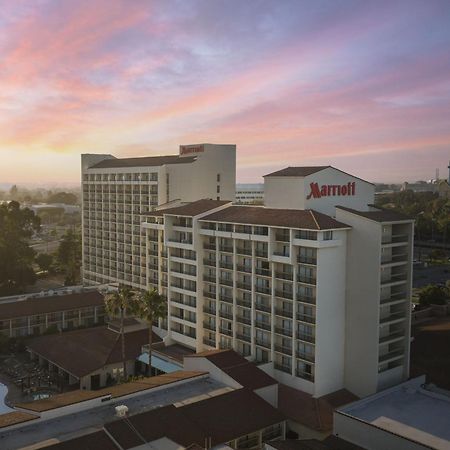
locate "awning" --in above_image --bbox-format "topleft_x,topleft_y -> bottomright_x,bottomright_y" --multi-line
137,353 -> 181,373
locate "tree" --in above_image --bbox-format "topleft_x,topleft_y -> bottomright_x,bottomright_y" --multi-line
35,253 -> 54,272
418,284 -> 449,307
0,201 -> 41,295
47,192 -> 78,205
105,286 -> 135,381
9,185 -> 19,201
57,229 -> 81,285
135,288 -> 167,376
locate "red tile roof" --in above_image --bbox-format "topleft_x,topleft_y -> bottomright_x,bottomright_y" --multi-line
264,166 -> 330,177
201,206 -> 350,230
27,326 -> 161,378
336,205 -> 414,222
145,199 -> 231,217
0,291 -> 104,321
90,155 -> 196,169
105,388 -> 286,448
278,384 -> 358,432
185,349 -> 277,390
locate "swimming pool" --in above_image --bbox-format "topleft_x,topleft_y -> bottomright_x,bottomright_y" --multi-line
0,383 -> 14,414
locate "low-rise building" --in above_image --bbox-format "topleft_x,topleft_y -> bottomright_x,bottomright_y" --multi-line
333,376 -> 450,450
27,321 -> 161,389
235,183 -> 264,204
0,290 -> 106,337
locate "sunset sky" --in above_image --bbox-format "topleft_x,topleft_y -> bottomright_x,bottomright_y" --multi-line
1,0 -> 449,185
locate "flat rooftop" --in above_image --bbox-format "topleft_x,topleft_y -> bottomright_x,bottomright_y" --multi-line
1,375 -> 230,450
338,377 -> 450,450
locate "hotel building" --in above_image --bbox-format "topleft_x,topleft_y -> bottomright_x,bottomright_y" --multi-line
81,144 -> 236,288
141,166 -> 414,399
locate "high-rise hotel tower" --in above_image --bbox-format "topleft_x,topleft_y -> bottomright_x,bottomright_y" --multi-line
82,149 -> 413,399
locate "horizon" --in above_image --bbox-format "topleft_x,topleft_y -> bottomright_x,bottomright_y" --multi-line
1,1 -> 449,184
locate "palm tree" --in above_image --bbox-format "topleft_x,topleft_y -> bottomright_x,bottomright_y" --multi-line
136,288 -> 166,376
104,285 -> 134,381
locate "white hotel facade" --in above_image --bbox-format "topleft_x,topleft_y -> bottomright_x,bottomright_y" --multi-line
82,146 -> 413,399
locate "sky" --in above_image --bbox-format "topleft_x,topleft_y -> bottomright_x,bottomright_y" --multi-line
0,0 -> 449,185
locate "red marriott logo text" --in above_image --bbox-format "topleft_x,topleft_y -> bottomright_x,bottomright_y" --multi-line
307,181 -> 356,199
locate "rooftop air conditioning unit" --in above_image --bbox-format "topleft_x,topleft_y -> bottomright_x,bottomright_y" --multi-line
115,405 -> 128,418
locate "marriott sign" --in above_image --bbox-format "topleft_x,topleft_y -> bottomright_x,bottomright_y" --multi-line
307,181 -> 356,199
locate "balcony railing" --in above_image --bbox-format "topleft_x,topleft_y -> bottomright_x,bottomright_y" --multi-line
298,256 -> 317,265
275,308 -> 293,318
297,295 -> 315,305
236,247 -> 252,256
275,345 -> 292,355
219,245 -> 233,253
296,313 -> 315,324
219,310 -> 233,320
255,268 -> 271,277
255,338 -> 270,348
203,306 -> 216,315
236,315 -> 251,325
203,337 -> 216,347
219,278 -> 233,287
381,273 -> 408,286
255,303 -> 271,313
275,271 -> 293,281
236,333 -> 251,343
379,349 -> 404,362
203,275 -> 216,283
219,327 -> 233,336
255,285 -> 271,295
274,363 -> 291,374
379,331 -> 405,343
379,311 -> 406,324
255,321 -> 271,331
219,293 -> 233,304
296,351 -> 315,362
296,370 -> 314,381
219,261 -> 233,270
237,281 -> 252,291
382,234 -> 409,245
203,321 -> 216,331
255,249 -> 268,258
297,275 -> 316,285
275,327 -> 292,337
275,233 -> 290,242
237,299 -> 252,308
237,264 -> 252,273
275,290 -> 293,300
297,333 -> 315,343
203,258 -> 216,267
203,291 -> 216,299
204,243 -> 216,250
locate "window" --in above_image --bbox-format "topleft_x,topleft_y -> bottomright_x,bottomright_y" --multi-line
217,173 -> 221,182
217,185 -> 220,193
323,230 -> 333,240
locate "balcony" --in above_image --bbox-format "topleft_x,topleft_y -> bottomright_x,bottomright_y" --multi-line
219,278 -> 233,287
298,256 -> 317,265
236,247 -> 252,256
379,311 -> 406,324
237,264 -> 252,273
255,249 -> 268,258
237,299 -> 252,309
168,237 -> 193,245
203,291 -> 216,299
236,315 -> 251,325
296,295 -> 315,305
255,303 -> 271,313
275,308 -> 293,318
255,338 -> 270,348
296,370 -> 314,381
203,306 -> 216,315
255,285 -> 271,295
296,313 -> 315,324
255,268 -> 271,277
219,310 -> 233,320
297,275 -> 316,285
255,320 -> 271,331
379,349 -> 404,362
203,337 -> 216,347
236,333 -> 251,343
275,345 -> 292,356
297,333 -> 315,343
296,351 -> 315,362
274,363 -> 291,374
203,275 -> 216,283
203,321 -> 216,331
219,327 -> 233,337
273,251 -> 290,258
381,273 -> 408,286
275,271 -> 293,281
382,234 -> 409,245
204,243 -> 216,251
237,281 -> 252,291
219,245 -> 233,253
203,258 -> 216,267
219,293 -> 233,304
275,290 -> 293,300
379,331 -> 405,344
219,261 -> 233,270
275,327 -> 292,337
275,233 -> 290,243
380,292 -> 406,305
